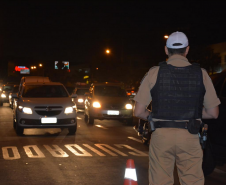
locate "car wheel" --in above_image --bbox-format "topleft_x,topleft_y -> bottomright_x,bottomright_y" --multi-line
202,140 -> 216,176
15,123 -> 24,135
68,125 -> 77,135
126,118 -> 133,125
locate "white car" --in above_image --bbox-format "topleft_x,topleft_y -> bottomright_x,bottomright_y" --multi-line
12,82 -> 77,135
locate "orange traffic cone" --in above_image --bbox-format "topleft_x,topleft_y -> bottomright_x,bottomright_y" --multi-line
124,159 -> 138,185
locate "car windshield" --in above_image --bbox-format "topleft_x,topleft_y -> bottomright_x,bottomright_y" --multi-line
3,85 -> 14,91
12,86 -> 19,93
76,89 -> 89,95
65,86 -> 75,94
94,86 -> 127,97
22,85 -> 69,98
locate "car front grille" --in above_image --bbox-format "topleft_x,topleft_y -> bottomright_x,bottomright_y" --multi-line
34,106 -> 63,116
103,104 -> 124,109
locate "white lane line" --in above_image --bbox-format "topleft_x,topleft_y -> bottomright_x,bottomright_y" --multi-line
95,125 -> 108,129
214,168 -> 226,174
128,137 -> 143,143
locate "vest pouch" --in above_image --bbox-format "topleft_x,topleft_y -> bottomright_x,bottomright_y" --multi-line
187,119 -> 201,134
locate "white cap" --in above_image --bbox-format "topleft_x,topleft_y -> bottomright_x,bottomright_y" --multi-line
166,31 -> 189,49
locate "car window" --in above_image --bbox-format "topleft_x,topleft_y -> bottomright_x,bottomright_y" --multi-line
94,86 -> 127,97
3,85 -> 14,91
22,85 -> 69,98
76,89 -> 89,95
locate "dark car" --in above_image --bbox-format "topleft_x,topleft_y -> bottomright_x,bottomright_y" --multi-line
9,85 -> 19,108
202,70 -> 226,176
0,84 -> 14,106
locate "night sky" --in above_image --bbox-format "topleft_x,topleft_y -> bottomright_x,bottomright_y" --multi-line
1,1 -> 226,67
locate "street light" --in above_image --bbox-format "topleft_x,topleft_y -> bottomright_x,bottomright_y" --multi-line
105,49 -> 110,54
31,66 -> 34,69
39,64 -> 42,67
34,66 -> 36,69
164,35 -> 169,39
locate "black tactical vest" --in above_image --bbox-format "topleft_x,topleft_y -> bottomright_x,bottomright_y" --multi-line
151,62 -> 206,120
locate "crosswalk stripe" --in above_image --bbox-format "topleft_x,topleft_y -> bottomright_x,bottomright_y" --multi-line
127,137 -> 143,143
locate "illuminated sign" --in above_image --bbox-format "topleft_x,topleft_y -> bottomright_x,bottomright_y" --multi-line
15,66 -> 29,72
55,61 -> 69,69
20,69 -> 30,74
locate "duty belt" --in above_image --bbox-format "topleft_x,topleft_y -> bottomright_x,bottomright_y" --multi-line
154,121 -> 188,129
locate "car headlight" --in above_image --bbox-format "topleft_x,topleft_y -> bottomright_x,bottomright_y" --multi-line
78,98 -> 84,103
9,95 -> 12,99
93,101 -> 101,108
1,93 -> 6,98
18,106 -> 32,114
64,106 -> 74,114
125,104 -> 133,109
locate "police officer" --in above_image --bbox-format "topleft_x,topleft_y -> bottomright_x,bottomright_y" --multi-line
134,31 -> 220,185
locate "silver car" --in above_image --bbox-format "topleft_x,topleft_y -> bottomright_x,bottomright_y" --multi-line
13,82 -> 77,135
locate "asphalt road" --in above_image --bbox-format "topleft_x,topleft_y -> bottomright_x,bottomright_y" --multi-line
0,103 -> 226,185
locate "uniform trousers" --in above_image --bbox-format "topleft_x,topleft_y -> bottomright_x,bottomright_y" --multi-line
149,128 -> 204,185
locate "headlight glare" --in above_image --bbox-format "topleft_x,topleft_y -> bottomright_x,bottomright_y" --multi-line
23,107 -> 32,114
1,94 -> 6,98
125,104 -> 133,109
78,98 -> 84,103
64,107 -> 74,114
93,102 -> 101,108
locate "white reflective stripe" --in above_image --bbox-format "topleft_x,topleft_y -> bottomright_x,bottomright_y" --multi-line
44,145 -> 69,157
95,144 -> 128,156
115,144 -> 148,156
127,137 -> 143,143
83,144 -> 106,156
65,144 -> 92,156
2,146 -> 21,160
124,168 -> 137,181
23,145 -> 45,158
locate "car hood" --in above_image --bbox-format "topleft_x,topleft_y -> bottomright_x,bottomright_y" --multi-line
93,96 -> 131,105
18,97 -> 74,107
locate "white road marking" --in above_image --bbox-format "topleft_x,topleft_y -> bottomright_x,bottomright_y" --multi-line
77,117 -> 82,120
2,146 -> 21,160
115,144 -> 148,156
95,125 -> 108,129
0,144 -> 148,160
127,137 -> 143,143
44,145 -> 69,157
214,168 -> 226,174
65,144 -> 92,156
83,144 -> 106,156
23,145 -> 45,158
95,144 -> 128,156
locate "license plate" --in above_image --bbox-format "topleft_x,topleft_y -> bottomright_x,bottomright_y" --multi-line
107,110 -> 119,115
41,117 -> 57,124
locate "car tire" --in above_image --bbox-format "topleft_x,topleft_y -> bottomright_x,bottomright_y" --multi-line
0,101 -> 3,106
68,125 -> 77,135
87,112 -> 94,124
202,140 -> 216,176
15,123 -> 24,135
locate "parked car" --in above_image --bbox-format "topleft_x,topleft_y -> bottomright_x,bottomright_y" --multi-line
0,84 -> 14,106
202,70 -> 226,176
9,85 -> 19,108
84,82 -> 133,124
13,81 -> 77,135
